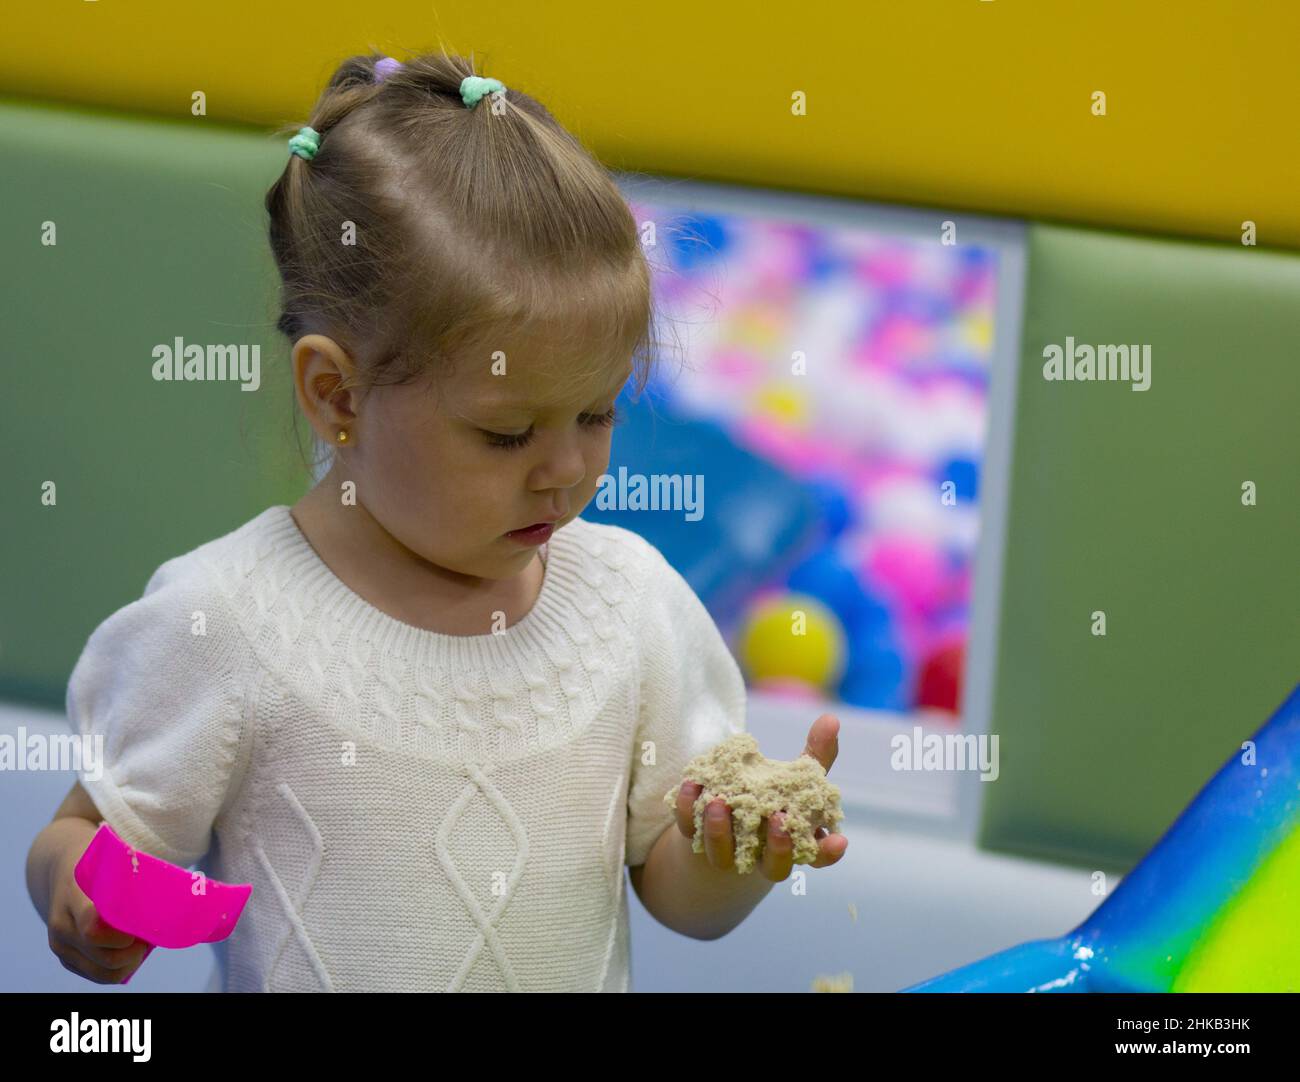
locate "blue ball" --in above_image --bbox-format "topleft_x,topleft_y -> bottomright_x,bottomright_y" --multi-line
837,645 -> 908,711
787,547 -> 887,640
938,456 -> 979,502
666,214 -> 729,272
805,477 -> 854,540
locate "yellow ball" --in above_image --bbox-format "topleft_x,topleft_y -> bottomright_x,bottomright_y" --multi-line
738,593 -> 847,690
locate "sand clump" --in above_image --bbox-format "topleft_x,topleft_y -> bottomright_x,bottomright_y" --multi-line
664,732 -> 844,874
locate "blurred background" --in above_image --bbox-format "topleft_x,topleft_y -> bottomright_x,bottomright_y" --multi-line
2,1 -> 1298,992
591,190 -> 1001,720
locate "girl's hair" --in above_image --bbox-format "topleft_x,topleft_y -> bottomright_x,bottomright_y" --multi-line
265,48 -> 660,474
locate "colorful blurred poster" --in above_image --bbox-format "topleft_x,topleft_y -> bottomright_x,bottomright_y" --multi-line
596,200 -> 999,718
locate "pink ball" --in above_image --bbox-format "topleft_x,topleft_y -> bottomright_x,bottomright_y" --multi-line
864,538 -> 948,615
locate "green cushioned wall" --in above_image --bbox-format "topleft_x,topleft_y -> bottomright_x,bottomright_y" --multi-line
979,223 -> 1300,871
1,98 -> 308,707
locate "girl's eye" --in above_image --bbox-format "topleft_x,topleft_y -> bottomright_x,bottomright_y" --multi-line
483,428 -> 536,450
482,406 -> 621,451
583,405 -> 621,430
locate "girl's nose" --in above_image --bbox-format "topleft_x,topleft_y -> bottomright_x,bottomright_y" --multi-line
532,431 -> 587,491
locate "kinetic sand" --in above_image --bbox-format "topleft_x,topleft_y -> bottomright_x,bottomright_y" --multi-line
664,732 -> 843,874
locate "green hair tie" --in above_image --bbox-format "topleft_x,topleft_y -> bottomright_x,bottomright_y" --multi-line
288,126 -> 321,161
460,75 -> 506,108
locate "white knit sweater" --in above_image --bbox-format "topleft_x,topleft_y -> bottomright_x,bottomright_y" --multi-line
68,505 -> 748,992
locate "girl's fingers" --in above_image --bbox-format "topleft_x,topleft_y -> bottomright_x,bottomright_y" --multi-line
675,781 -> 703,837
801,713 -> 841,775
75,904 -> 136,949
51,921 -> 148,973
681,787 -> 847,873
761,812 -> 794,882
78,939 -> 149,976
807,832 -> 849,868
702,798 -> 735,871
52,942 -> 132,985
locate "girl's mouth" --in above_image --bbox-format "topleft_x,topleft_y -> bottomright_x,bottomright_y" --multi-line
504,522 -> 555,545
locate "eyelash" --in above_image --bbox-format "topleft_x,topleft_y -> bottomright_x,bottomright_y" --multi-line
483,406 -> 621,451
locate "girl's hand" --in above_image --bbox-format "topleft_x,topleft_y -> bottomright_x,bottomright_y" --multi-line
46,847 -> 150,984
672,713 -> 848,881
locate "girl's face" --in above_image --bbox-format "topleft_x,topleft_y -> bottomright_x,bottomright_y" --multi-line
310,334 -> 633,584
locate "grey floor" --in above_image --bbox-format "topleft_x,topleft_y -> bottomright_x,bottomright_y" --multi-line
3,697 -> 1103,993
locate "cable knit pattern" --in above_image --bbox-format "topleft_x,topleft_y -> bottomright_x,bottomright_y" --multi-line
67,505 -> 747,992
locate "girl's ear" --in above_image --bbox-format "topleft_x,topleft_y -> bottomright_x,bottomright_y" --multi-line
292,334 -> 362,435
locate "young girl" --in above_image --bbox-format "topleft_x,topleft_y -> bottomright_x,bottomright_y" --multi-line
28,49 -> 846,992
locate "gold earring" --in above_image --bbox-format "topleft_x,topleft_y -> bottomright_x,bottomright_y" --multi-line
336,429 -> 350,445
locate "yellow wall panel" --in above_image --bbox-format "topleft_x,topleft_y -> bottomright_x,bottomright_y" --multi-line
4,1 -> 1297,249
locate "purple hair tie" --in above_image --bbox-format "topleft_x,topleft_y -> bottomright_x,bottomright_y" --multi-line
374,57 -> 403,83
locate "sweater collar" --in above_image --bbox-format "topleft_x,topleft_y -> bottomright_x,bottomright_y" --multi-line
259,504 -> 588,669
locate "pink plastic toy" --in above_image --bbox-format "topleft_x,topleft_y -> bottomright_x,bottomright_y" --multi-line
73,822 -> 252,985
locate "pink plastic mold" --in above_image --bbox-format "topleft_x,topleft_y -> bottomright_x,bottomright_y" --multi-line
73,822 -> 252,985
